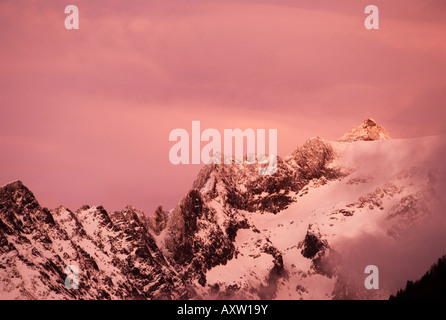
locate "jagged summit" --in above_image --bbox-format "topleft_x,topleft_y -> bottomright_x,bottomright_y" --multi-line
0,181 -> 189,300
339,118 -> 391,142
0,179 -> 39,209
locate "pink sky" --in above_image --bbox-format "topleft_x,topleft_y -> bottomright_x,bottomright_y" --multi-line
1,0 -> 446,214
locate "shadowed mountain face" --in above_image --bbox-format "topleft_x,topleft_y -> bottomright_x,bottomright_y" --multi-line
390,255 -> 446,300
1,120 -> 445,300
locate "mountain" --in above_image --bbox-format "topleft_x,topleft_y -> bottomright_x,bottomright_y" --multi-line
0,181 -> 189,299
1,119 -> 445,299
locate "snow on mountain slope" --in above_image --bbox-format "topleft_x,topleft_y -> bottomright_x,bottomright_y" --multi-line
0,183 -> 189,299
338,118 -> 391,142
244,136 -> 444,299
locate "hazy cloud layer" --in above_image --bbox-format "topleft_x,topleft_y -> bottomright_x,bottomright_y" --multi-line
1,0 -> 446,212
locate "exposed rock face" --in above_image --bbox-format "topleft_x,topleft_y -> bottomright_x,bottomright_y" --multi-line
290,137 -> 339,180
164,189 -> 241,287
148,205 -> 168,236
338,118 -> 391,142
300,225 -> 327,259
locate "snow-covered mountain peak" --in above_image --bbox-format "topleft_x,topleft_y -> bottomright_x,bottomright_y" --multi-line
339,118 -> 392,142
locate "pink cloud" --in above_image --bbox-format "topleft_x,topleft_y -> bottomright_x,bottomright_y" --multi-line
1,0 -> 446,212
